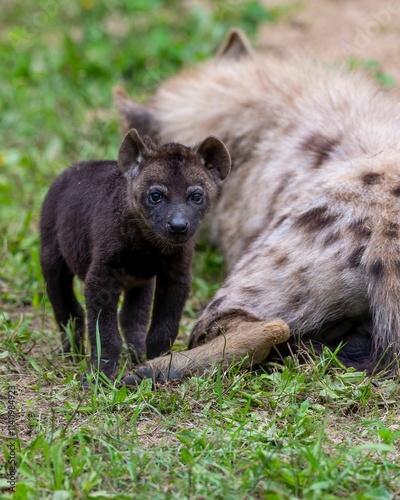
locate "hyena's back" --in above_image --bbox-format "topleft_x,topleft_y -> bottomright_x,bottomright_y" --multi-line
117,32 -> 400,374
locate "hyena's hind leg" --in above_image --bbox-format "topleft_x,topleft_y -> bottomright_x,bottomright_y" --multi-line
123,314 -> 289,385
41,248 -> 85,355
270,333 -> 374,372
119,280 -> 154,364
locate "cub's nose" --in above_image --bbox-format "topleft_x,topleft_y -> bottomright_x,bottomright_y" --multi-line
167,216 -> 189,234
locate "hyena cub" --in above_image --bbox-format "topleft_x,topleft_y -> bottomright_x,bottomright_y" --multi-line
116,29 -> 400,382
40,129 -> 230,383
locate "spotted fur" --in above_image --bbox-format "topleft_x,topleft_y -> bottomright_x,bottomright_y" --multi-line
116,29 -> 400,380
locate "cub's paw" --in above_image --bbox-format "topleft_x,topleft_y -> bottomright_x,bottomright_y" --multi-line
80,358 -> 118,390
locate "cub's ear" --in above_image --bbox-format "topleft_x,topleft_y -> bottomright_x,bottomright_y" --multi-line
118,128 -> 149,176
216,28 -> 254,60
196,136 -> 231,182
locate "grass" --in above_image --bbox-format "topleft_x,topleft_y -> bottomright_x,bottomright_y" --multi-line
0,0 -> 400,498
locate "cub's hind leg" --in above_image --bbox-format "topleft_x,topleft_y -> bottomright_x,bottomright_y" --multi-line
41,248 -> 85,355
119,280 -> 154,364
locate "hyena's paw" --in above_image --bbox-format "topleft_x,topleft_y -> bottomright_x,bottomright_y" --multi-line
122,317 -> 291,389
122,361 -> 182,388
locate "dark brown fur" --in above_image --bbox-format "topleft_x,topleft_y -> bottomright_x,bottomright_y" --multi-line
40,129 -> 230,383
301,133 -> 341,169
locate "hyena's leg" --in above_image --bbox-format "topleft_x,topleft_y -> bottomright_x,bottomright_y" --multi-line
123,316 -> 289,384
41,251 -> 85,355
119,280 -> 154,364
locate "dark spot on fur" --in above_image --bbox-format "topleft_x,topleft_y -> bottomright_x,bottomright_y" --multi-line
275,255 -> 289,267
348,246 -> 366,268
200,309 -> 264,340
226,133 -> 259,169
195,332 -> 207,346
301,133 -> 340,169
241,232 -> 260,251
395,261 -> 400,277
295,205 -> 336,232
369,260 -> 384,279
288,293 -> 306,309
384,222 -> 398,239
391,185 -> 400,197
349,219 -> 372,239
273,214 -> 288,228
208,297 -> 224,311
292,267 -> 308,284
362,172 -> 383,185
323,231 -> 341,246
241,285 -> 265,296
265,177 -> 288,225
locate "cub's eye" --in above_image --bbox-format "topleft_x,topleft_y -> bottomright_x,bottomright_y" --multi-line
191,193 -> 203,204
149,192 -> 163,204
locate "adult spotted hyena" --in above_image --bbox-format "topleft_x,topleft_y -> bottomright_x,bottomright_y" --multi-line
115,29 -> 400,382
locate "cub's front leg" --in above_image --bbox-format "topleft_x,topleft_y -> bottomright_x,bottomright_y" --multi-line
85,266 -> 124,381
146,251 -> 192,359
119,279 -> 155,364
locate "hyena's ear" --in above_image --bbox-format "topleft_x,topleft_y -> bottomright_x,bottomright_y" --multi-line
113,86 -> 158,138
196,136 -> 231,182
118,129 -> 149,176
216,28 -> 254,60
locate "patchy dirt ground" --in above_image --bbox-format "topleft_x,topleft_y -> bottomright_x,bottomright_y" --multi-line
259,0 -> 400,94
